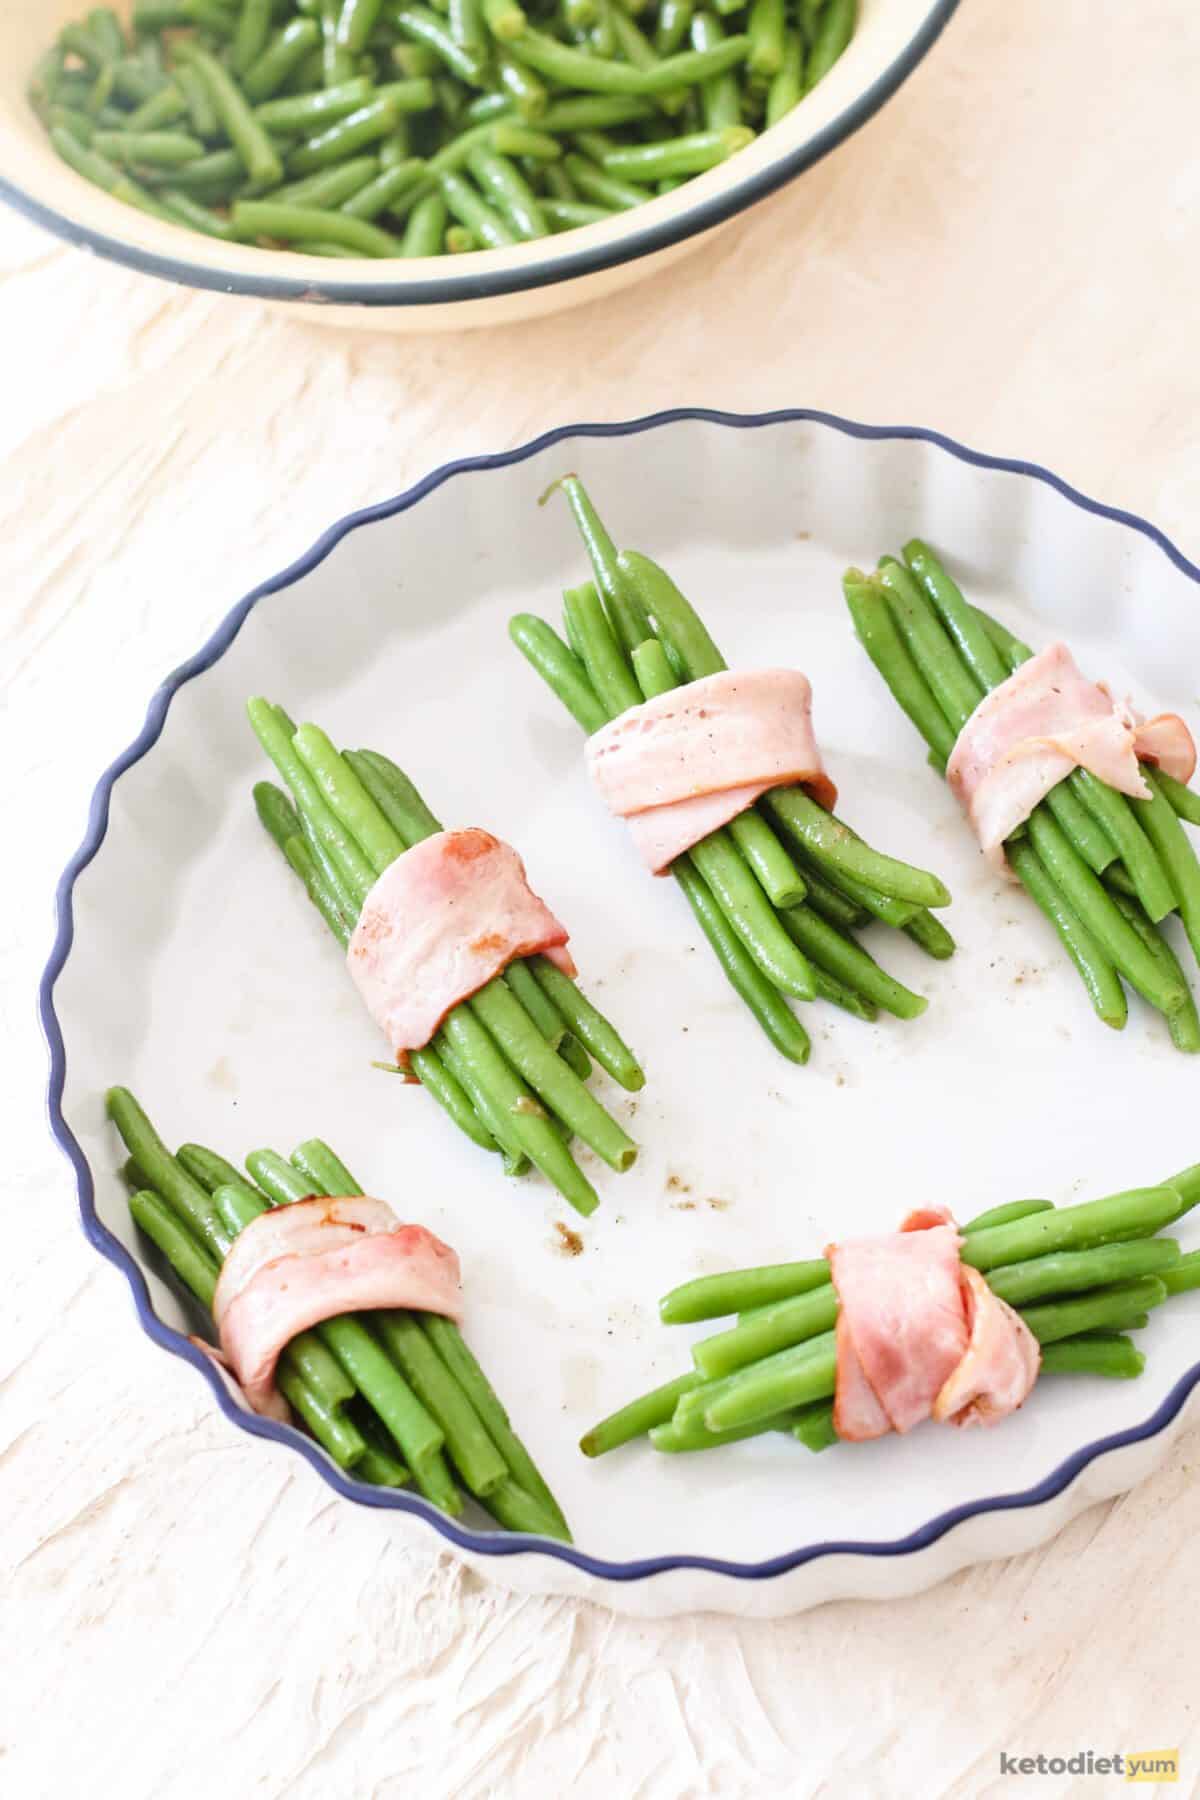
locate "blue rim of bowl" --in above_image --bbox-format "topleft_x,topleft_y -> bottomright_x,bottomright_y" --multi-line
40,406 -> 1200,1586
2,2 -> 960,308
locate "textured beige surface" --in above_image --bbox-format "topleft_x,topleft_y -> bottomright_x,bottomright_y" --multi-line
6,0 -> 1200,1792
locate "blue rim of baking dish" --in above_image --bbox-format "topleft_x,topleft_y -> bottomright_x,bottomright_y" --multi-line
2,2 -> 960,308
40,406 -> 1200,1583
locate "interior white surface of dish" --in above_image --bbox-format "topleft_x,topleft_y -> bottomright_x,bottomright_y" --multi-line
54,417 -> 1200,1573
5,0 -> 944,291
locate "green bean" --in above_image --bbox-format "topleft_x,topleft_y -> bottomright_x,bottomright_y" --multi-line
129,1188 -> 219,1309
338,0 -> 385,52
254,74 -> 372,128
528,956 -> 644,1088
352,1425 -> 413,1483
174,43 -> 284,183
1033,782 -> 1114,878
777,854 -> 865,928
441,1006 -> 601,1210
292,724 -> 408,867
340,155 -> 427,215
1160,1249 -> 1200,1297
512,25 -> 749,94
689,11 -> 741,129
274,151 -> 383,203
779,903 -> 925,1019
248,700 -> 377,897
601,122 -> 751,179
449,0 -> 488,55
421,1313 -> 569,1533
877,556 -> 982,734
1155,768 -> 1200,826
392,40 -> 442,75
1006,839 -> 1128,1029
696,1331 -> 837,1432
1107,887 -> 1200,1052
544,196 -> 609,233
340,750 -> 443,846
286,93 -> 417,173
490,52 -> 548,120
108,1088 -> 231,1257
177,1142 -> 264,1197
765,26 -> 802,124
394,6 -> 488,83
1025,809 -> 1185,1014
503,959 -> 568,1050
434,1025 -> 528,1167
124,85 -> 189,129
161,146 -> 244,195
1133,769 -> 1200,963
649,1410 -> 801,1452
466,145 -> 549,236
288,1137 -> 359,1194
589,0 -> 617,57
234,196 -> 404,251
1021,1277 -> 1168,1346
562,581 -> 642,714
560,152 -> 649,209
491,121 -> 560,157
468,982 -> 637,1169
49,124 -> 125,193
93,128 -> 206,164
661,1259 -> 829,1325
673,858 -> 812,1061
902,908 -> 956,960
439,168 -> 518,244
1039,1337 -> 1145,1379
682,832 -> 815,998
963,1186 -> 1184,1271
656,0 -> 693,54
988,1239 -> 1180,1309
961,1198 -> 1054,1233
791,1401 -> 839,1452
616,553 -> 724,679
233,0 -> 274,71
241,18 -> 322,99
805,0 -> 854,88
746,0 -> 783,78
401,188 -> 448,251
538,94 -> 656,129
373,1313 -> 507,1496
580,1370 -> 701,1454
1071,769 -> 1174,920
842,569 -> 958,763
480,1477 -> 570,1537
901,539 -> 1009,691
277,1364 -> 369,1466
159,189 -> 238,237
483,0 -> 527,37
765,788 -> 950,909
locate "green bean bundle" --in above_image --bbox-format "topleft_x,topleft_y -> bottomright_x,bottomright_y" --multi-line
844,542 -> 1200,1049
509,477 -> 952,1063
248,707 -> 643,1217
582,1166 -> 1200,1459
30,0 -> 858,256
110,1087 -> 570,1535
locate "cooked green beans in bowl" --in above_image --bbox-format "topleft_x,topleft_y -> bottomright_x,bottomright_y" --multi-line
3,0 -> 961,324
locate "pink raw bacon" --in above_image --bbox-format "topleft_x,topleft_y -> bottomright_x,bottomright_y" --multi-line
585,669 -> 838,875
346,828 -> 576,1059
947,643 -> 1196,873
213,1195 -> 462,1419
827,1206 -> 1040,1442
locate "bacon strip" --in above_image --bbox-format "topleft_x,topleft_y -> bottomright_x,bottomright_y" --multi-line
213,1196 -> 463,1418
947,643 -> 1196,872
585,669 -> 837,875
346,828 -> 576,1058
828,1207 -> 1040,1441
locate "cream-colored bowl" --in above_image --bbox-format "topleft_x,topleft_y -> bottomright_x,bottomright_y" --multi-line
2,0 -> 958,330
